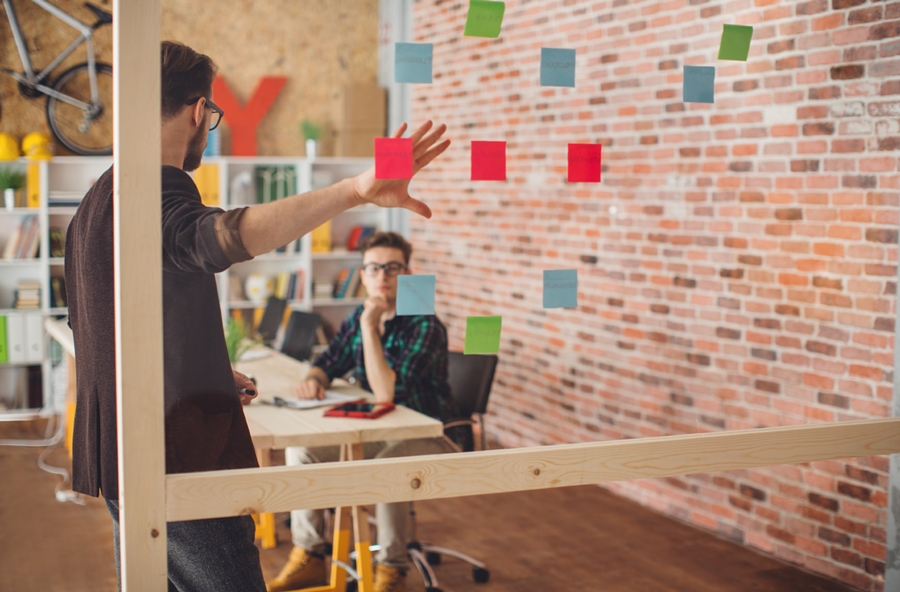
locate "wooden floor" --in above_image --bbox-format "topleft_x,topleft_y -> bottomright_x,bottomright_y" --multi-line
0,421 -> 853,592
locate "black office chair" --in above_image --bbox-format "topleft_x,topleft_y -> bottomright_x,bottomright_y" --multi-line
280,310 -> 322,362
407,351 -> 498,591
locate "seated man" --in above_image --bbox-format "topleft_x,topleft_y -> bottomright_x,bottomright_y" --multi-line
267,231 -> 457,592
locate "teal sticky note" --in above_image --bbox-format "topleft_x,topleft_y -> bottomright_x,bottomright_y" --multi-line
541,48 -> 576,87
683,65 -> 715,104
718,25 -> 753,61
543,270 -> 578,308
464,316 -> 502,355
464,0 -> 505,38
397,275 -> 435,316
395,42 -> 433,84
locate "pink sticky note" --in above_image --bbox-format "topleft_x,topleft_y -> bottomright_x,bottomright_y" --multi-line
375,138 -> 414,179
568,143 -> 602,183
471,141 -> 507,181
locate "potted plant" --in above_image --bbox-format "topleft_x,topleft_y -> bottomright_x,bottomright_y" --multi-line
225,316 -> 255,364
0,167 -> 26,211
300,119 -> 321,160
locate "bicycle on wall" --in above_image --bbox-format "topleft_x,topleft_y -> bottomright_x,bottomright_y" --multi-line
1,0 -> 113,155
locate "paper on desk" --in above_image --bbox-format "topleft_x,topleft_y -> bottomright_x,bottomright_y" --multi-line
271,391 -> 359,410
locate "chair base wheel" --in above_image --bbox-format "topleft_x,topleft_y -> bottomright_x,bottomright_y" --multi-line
425,551 -> 442,566
426,588 -> 442,592
473,566 -> 490,583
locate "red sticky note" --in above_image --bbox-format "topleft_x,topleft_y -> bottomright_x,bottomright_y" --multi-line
375,138 -> 414,179
471,141 -> 507,181
568,144 -> 602,183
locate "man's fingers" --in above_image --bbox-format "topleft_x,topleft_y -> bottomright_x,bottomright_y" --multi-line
413,123 -> 447,160
401,195 -> 433,219
407,120 -> 434,144
390,122 -> 408,139
414,139 -> 451,172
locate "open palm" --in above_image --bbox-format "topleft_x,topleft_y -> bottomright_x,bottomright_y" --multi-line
351,120 -> 451,219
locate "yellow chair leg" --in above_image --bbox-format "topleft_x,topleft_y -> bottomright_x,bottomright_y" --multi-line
253,513 -> 277,550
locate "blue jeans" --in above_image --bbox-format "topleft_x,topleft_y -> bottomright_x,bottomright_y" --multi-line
105,498 -> 265,592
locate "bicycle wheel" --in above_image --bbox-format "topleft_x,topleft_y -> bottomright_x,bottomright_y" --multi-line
46,62 -> 113,156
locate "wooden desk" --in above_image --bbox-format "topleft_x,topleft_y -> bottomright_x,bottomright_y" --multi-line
46,319 -> 444,592
235,348 -> 443,592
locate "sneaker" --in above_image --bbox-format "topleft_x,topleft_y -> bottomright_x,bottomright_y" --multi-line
266,547 -> 327,592
373,564 -> 407,592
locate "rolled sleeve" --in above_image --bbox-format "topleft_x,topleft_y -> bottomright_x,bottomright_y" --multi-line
214,207 -> 253,264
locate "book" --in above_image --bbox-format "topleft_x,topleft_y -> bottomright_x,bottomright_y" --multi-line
332,267 -> 351,299
0,316 -> 8,363
311,220 -> 332,253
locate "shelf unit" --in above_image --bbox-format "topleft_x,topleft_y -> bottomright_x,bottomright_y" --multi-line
0,156 -> 112,416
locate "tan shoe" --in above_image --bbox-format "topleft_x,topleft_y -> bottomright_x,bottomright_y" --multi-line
373,564 -> 407,592
266,547 -> 327,592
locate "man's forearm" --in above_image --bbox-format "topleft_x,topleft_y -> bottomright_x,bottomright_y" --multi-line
361,326 -> 396,403
238,177 -> 362,257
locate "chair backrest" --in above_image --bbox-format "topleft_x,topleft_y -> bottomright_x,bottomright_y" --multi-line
446,351 -> 498,418
257,296 -> 287,345
281,310 -> 322,362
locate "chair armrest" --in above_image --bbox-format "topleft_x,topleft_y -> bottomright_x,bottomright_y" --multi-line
443,418 -> 475,431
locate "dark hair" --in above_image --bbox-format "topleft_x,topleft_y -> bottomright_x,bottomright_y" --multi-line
160,41 -> 217,119
358,231 -> 413,265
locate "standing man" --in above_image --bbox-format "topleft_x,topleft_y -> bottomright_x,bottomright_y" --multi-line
65,41 -> 449,591
267,231 -> 459,592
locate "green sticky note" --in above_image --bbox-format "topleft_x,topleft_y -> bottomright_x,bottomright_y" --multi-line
464,316 -> 502,355
718,24 -> 753,61
464,0 -> 505,38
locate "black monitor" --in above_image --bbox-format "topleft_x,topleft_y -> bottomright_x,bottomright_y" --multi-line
256,296 -> 287,345
281,311 -> 322,362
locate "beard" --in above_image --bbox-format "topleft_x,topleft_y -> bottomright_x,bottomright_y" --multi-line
182,125 -> 207,172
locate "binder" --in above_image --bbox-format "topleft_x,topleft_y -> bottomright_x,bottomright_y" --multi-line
7,314 -> 25,364
24,314 -> 43,363
0,316 -> 8,363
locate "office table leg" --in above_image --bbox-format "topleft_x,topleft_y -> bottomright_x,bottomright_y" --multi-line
307,444 -> 353,592
253,447 -> 278,550
350,443 -> 374,592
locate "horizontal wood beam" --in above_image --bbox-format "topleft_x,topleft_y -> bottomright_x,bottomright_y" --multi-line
167,417 -> 900,522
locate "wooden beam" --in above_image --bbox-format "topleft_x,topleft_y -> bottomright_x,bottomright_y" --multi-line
113,0 -> 166,589
167,417 -> 900,522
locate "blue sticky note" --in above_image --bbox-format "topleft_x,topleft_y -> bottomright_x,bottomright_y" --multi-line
397,275 -> 435,316
543,269 -> 578,308
540,48 -> 576,87
395,42 -> 433,84
683,65 -> 715,104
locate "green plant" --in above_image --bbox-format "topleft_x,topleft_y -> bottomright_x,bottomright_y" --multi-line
0,167 -> 26,190
300,119 -> 321,142
225,316 -> 255,363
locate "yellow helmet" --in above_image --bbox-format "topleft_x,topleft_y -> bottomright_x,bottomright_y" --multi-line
0,133 -> 19,161
22,132 -> 53,160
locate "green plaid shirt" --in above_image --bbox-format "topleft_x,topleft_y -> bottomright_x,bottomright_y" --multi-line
313,307 -> 457,422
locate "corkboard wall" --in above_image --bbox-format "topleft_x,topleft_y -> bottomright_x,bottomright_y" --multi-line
0,0 -> 379,156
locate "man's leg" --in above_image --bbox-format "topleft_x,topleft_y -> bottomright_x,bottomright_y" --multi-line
372,437 -> 453,590
167,514 -> 266,592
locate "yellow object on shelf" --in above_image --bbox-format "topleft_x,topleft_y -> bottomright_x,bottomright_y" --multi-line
22,132 -> 53,160
311,220 -> 332,253
0,133 -> 19,160
26,163 -> 40,208
194,164 -> 219,206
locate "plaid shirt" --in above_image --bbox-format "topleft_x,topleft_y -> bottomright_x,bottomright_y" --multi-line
313,307 -> 457,422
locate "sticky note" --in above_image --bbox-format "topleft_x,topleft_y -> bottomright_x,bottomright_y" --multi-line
683,65 -> 715,104
568,144 -> 602,183
464,316 -> 502,355
718,25 -> 753,61
471,141 -> 506,181
464,0 -> 505,38
543,270 -> 578,309
395,42 -> 433,84
541,48 -> 576,87
397,275 -> 435,316
374,137 -> 413,179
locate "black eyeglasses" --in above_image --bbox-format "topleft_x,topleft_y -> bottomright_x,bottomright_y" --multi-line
362,262 -> 408,278
185,96 -> 224,131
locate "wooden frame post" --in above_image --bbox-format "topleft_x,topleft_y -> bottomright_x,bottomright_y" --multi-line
113,0 -> 166,589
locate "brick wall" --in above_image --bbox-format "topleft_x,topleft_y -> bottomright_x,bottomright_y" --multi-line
408,0 -> 897,589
